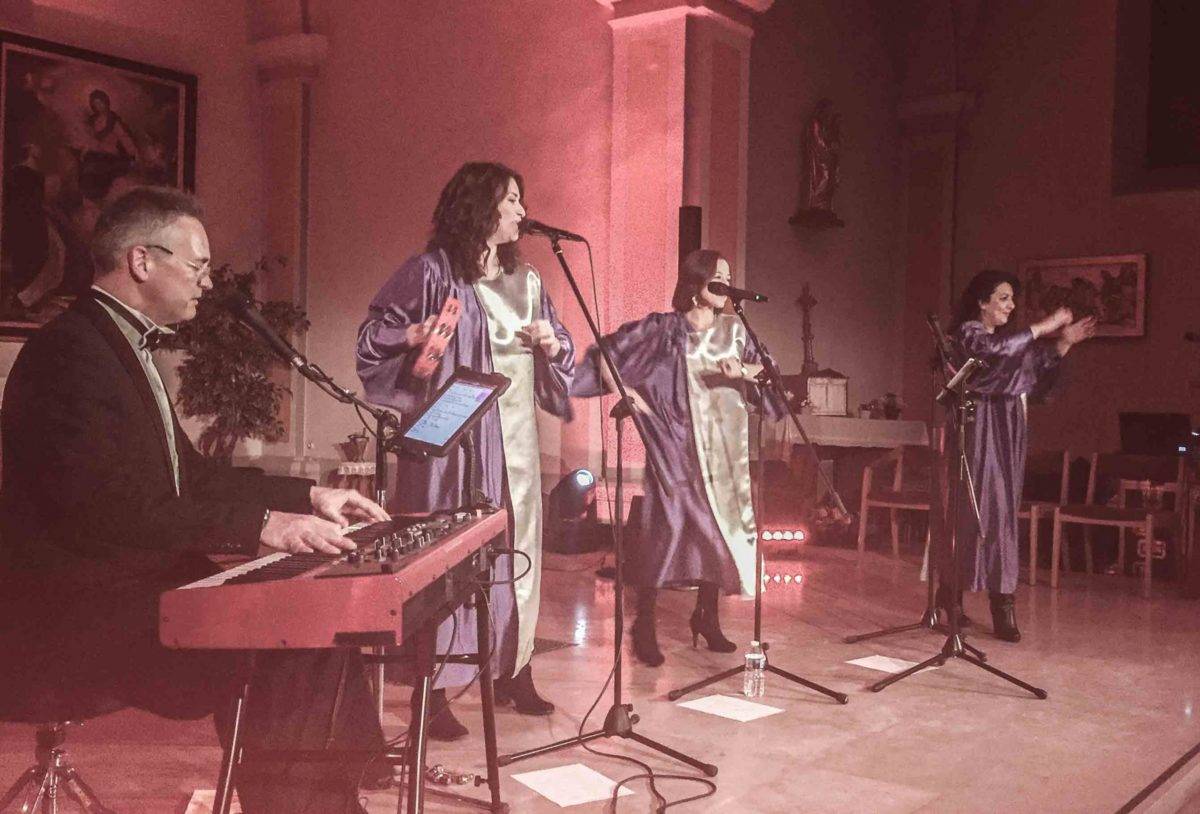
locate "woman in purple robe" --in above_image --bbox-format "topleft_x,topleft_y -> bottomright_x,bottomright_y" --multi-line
356,162 -> 574,740
943,270 -> 1094,641
573,250 -> 784,666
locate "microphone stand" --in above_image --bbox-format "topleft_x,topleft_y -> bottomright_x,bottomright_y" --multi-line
498,237 -> 714,776
265,352 -> 406,719
844,327 -> 987,660
667,296 -> 848,705
281,357 -> 401,506
866,356 -> 1046,698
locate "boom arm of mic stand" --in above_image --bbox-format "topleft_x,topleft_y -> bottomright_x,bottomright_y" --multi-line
544,237 -> 671,495
278,352 -> 402,506
730,300 -> 849,519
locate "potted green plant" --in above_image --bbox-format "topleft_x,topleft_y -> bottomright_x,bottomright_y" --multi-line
162,257 -> 308,461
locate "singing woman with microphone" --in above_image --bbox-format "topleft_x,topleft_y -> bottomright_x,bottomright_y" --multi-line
943,269 -> 1094,642
572,249 -> 784,666
356,161 -> 575,739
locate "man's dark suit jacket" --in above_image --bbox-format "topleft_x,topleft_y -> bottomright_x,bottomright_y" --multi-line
0,293 -> 315,719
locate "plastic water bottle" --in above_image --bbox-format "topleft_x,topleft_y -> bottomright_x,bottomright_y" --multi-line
743,640 -> 766,698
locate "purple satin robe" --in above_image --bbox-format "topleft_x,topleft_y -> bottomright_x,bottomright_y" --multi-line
356,249 -> 574,686
572,311 -> 784,593
947,321 -> 1060,594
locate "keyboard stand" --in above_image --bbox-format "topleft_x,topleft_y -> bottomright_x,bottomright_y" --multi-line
213,588 -> 505,814
400,584 -> 505,813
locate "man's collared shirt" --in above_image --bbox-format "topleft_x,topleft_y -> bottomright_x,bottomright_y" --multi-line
90,285 -> 180,495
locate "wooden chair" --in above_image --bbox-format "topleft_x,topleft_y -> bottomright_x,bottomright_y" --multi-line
857,432 -> 942,557
1019,450 -> 1071,586
1051,453 -> 1187,596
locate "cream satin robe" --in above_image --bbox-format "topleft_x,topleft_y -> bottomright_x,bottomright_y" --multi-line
684,316 -> 759,596
473,268 -> 547,673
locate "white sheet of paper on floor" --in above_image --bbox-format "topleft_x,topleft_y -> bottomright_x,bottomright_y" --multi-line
675,693 -> 784,722
511,763 -> 634,807
847,655 -> 939,674
185,790 -> 241,814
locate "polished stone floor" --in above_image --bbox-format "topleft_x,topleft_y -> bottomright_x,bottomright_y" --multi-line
3,544 -> 1200,813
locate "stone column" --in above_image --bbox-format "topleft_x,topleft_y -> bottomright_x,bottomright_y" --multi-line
896,91 -> 973,422
597,0 -> 769,484
247,3 -> 328,469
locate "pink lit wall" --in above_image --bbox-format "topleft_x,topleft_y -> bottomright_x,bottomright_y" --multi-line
744,0 -> 904,412
950,0 -> 1200,454
0,0 -> 267,443
2,0 -> 916,479
302,1 -> 613,474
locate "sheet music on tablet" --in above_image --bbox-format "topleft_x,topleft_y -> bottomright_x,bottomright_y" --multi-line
404,380 -> 494,448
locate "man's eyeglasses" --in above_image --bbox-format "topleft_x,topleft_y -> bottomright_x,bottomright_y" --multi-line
145,244 -> 211,277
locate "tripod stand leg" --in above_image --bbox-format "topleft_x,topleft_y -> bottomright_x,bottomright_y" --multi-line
497,728 -> 610,765
0,767 -> 39,810
868,651 -> 946,693
61,768 -> 116,814
28,769 -> 50,814
627,733 -> 718,777
963,640 -> 987,661
959,653 -> 1048,699
665,665 -> 743,701
843,621 -> 927,645
928,625 -> 987,662
766,664 -> 849,704
499,704 -> 715,776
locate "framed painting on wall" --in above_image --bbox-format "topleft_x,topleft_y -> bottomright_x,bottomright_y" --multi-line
1017,254 -> 1146,338
0,30 -> 197,340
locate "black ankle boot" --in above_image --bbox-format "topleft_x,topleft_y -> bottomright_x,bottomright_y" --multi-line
503,663 -> 554,715
632,588 -> 665,666
690,583 -> 737,653
935,582 -> 974,629
414,687 -> 469,741
989,592 -> 1021,643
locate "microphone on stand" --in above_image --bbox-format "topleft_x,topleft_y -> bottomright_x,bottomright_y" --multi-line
926,312 -> 987,403
221,294 -> 306,370
519,218 -> 587,243
936,357 -> 986,405
707,281 -> 768,303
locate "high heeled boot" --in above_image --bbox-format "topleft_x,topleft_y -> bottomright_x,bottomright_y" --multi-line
935,581 -> 974,629
413,686 -> 468,741
690,583 -> 737,653
494,663 -> 555,715
989,591 -> 1021,643
631,587 -> 665,666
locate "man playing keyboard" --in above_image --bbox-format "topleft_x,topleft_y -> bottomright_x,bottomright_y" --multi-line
0,186 -> 390,813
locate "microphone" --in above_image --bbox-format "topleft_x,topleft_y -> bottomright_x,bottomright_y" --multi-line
222,294 -> 306,370
936,357 -> 987,405
519,218 -> 587,243
707,281 -> 768,303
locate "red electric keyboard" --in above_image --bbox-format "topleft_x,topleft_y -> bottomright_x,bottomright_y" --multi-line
159,509 -> 507,650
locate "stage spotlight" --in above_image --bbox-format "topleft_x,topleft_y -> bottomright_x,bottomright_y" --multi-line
545,468 -> 602,554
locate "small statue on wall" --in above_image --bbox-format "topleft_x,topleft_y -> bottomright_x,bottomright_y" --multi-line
790,98 -> 845,228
